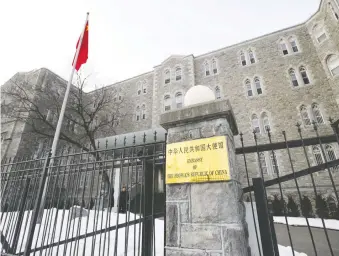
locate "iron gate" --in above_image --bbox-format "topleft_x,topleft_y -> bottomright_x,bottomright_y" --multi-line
0,132 -> 166,256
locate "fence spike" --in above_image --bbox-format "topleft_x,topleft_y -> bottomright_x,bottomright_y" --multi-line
97,140 -> 100,149
133,134 -> 136,145
114,138 -> 117,147
143,133 -> 146,143
124,136 -> 127,146
154,131 -> 157,142
106,139 -> 108,149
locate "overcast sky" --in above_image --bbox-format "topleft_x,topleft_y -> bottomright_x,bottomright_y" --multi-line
0,0 -> 321,91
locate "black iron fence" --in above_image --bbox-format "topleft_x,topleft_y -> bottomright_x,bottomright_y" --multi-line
240,120 -> 339,256
0,133 -> 166,256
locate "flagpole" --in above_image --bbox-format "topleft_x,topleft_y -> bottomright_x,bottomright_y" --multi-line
51,12 -> 89,158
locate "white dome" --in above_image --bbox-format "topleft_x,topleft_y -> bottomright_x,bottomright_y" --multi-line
184,85 -> 215,106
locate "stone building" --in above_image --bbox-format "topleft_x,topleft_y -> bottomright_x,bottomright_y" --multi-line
1,0 -> 339,206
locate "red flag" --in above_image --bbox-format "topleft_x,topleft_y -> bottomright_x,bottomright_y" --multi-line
73,21 -> 89,71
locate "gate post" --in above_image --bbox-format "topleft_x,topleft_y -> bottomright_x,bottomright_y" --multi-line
252,178 -> 279,256
160,86 -> 249,256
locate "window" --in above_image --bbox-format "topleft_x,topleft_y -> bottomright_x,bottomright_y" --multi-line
254,77 -> 262,95
259,153 -> 268,175
299,67 -> 310,84
164,69 -> 170,84
215,86 -> 221,99
252,114 -> 260,133
212,59 -> 218,74
204,61 -> 210,76
164,95 -> 171,111
329,2 -> 339,20
175,92 -> 183,109
175,67 -> 182,81
326,54 -> 339,77
300,105 -> 311,126
141,104 -> 146,119
137,82 -> 142,95
249,50 -> 256,64
311,103 -> 324,124
262,112 -> 270,132
280,41 -> 289,55
270,152 -> 279,174
142,81 -> 147,94
289,37 -> 299,53
325,145 -> 338,170
289,69 -> 299,87
136,106 -> 140,121
313,146 -> 324,165
245,79 -> 253,97
313,24 -> 327,43
240,51 -> 247,66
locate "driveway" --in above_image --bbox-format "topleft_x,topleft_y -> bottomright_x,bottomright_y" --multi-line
274,223 -> 339,256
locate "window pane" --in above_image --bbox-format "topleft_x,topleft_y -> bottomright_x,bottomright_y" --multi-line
300,106 -> 311,125
317,33 -> 327,43
249,51 -> 255,64
289,70 -> 299,86
331,66 -> 339,76
290,40 -> 299,52
312,106 -> 324,124
241,53 -> 247,66
252,115 -> 260,133
313,146 -> 323,165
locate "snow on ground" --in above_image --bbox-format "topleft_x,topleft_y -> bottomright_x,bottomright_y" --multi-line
274,216 -> 339,230
1,208 -> 305,255
278,245 -> 307,256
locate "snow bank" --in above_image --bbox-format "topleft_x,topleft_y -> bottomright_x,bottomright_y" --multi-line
1,209 -> 306,255
274,216 -> 339,230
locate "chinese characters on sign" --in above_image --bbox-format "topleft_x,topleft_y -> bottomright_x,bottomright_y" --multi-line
166,136 -> 230,184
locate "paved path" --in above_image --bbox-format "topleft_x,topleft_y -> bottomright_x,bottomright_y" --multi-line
274,223 -> 339,256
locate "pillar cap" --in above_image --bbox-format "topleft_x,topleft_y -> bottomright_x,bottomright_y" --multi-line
159,99 -> 238,135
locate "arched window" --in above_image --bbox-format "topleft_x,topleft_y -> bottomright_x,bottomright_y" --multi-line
311,103 -> 324,124
136,106 -> 140,121
249,50 -> 256,64
240,51 -> 247,66
325,144 -> 338,170
212,59 -> 218,74
175,92 -> 183,109
270,152 -> 279,174
245,79 -> 252,97
254,77 -> 262,95
164,69 -> 170,84
215,86 -> 221,99
300,105 -> 311,126
312,24 -> 327,43
289,69 -> 299,87
252,114 -> 260,133
289,37 -> 299,53
262,112 -> 270,132
329,2 -> 339,20
280,40 -> 288,55
164,95 -> 171,111
141,104 -> 146,119
259,153 -> 268,175
312,146 -> 324,165
326,54 -> 339,76
142,80 -> 147,94
299,66 -> 310,85
137,81 -> 142,95
204,61 -> 210,76
325,145 -> 337,161
175,67 -> 182,81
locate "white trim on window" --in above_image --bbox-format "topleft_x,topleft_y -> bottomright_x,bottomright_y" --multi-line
142,80 -> 147,94
312,23 -> 328,44
141,104 -> 146,120
251,114 -> 260,133
136,106 -> 140,121
254,77 -> 262,95
137,81 -> 142,95
288,36 -> 299,53
300,105 -> 312,126
211,58 -> 218,74
175,66 -> 182,81
248,49 -> 256,64
215,86 -> 221,99
245,79 -> 253,97
240,51 -> 247,66
311,103 -> 324,124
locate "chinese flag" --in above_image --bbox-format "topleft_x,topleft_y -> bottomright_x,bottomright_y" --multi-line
72,21 -> 89,71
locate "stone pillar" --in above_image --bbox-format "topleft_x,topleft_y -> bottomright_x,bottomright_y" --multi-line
160,99 -> 249,256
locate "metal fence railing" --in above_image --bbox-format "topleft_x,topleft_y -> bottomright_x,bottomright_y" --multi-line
0,133 -> 166,256
240,120 -> 339,256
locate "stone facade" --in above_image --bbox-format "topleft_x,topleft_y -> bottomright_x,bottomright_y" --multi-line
1,1 -> 339,200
